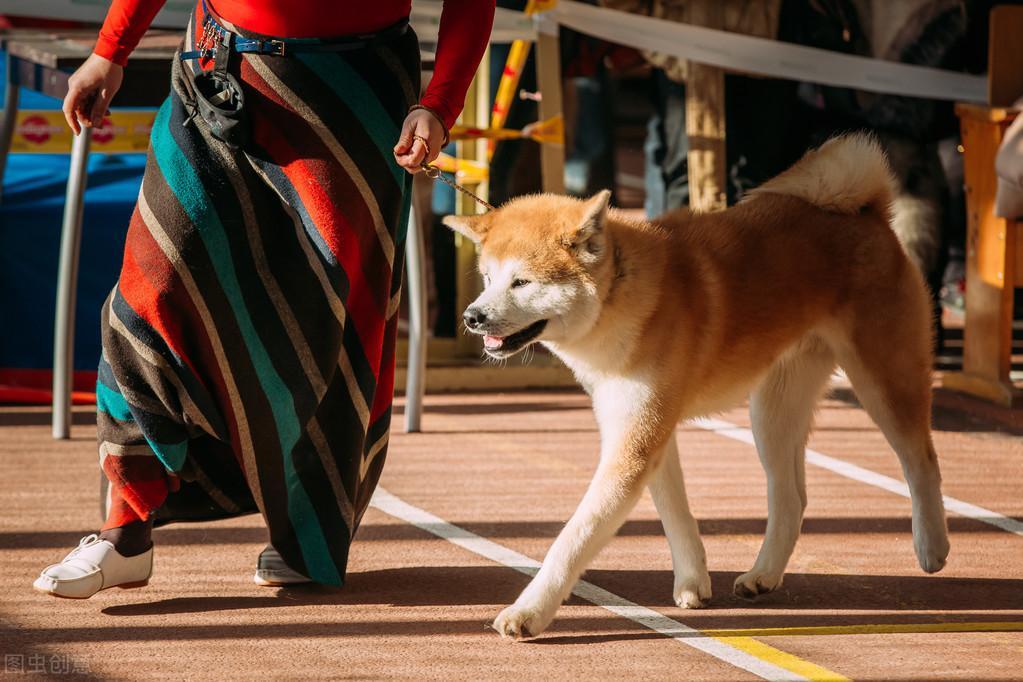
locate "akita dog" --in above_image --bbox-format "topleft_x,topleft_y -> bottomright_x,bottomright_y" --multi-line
443,134 -> 950,639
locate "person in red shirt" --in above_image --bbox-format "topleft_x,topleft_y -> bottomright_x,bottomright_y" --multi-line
35,0 -> 495,598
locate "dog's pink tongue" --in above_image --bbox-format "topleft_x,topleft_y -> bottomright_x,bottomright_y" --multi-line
484,335 -> 504,350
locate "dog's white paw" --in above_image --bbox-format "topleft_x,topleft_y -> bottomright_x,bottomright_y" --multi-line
912,492 -> 950,574
492,602 -> 555,640
674,571 -> 712,609
914,526 -> 950,574
733,569 -> 783,600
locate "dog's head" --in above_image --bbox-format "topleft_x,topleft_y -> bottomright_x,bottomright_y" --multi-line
442,191 -> 614,359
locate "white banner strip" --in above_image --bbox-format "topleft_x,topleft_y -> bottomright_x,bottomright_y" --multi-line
9,2 -> 981,102
543,0 -> 987,103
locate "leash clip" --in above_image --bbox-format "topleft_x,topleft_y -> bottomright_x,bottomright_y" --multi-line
420,162 -> 441,180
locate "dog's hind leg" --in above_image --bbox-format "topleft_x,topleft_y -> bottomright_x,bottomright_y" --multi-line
833,292 -> 949,574
734,339 -> 835,599
648,433 -> 711,608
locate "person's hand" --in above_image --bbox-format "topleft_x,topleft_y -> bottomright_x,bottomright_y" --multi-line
393,107 -> 446,174
62,53 -> 124,135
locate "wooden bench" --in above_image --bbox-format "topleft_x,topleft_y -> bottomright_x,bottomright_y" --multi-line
941,5 -> 1023,407
942,105 -> 1020,407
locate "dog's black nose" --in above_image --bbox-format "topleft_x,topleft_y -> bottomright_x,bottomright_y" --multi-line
463,309 -> 487,329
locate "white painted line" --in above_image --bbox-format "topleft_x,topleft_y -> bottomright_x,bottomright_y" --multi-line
693,417 -> 1023,538
370,487 -> 808,682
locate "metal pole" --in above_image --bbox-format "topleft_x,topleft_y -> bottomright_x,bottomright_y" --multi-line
404,201 -> 427,433
52,127 -> 92,439
0,74 -> 20,204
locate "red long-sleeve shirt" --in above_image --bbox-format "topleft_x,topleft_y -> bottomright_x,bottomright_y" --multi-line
94,0 -> 495,128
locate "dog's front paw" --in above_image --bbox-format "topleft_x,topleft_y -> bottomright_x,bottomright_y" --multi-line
492,602 -> 555,640
674,571 -> 712,609
733,569 -> 783,600
915,541 -> 948,574
913,522 -> 950,574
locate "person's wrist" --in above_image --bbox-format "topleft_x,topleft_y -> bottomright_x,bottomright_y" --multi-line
91,43 -> 128,68
409,104 -> 449,146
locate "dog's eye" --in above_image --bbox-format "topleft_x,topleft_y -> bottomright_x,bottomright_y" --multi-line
511,278 -> 531,289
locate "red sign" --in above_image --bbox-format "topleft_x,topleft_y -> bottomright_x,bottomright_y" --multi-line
20,115 -> 55,145
93,117 -> 115,144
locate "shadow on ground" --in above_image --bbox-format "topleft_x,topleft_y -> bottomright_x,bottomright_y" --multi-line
827,386 -> 1023,437
83,565 -> 1023,618
5,513 -> 1015,551
0,410 -> 95,427
391,398 -> 586,418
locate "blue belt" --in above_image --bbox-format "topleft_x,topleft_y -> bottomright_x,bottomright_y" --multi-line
180,2 -> 410,61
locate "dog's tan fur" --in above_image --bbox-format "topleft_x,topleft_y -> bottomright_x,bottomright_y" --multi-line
444,134 -> 949,639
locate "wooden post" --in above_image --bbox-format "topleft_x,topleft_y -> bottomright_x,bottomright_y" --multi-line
454,48 -> 489,357
942,104 -> 1021,407
685,3 -> 727,212
987,6 -> 1023,107
535,27 -> 566,194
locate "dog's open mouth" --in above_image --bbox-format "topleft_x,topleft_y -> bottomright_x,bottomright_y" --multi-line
482,320 -> 548,356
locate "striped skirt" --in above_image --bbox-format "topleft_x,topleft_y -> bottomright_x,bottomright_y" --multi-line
97,12 -> 420,585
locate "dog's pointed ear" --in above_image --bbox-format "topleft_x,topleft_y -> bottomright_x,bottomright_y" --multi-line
569,190 -> 611,256
442,213 -> 489,244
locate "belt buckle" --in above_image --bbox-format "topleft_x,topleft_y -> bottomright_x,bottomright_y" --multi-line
269,39 -> 286,56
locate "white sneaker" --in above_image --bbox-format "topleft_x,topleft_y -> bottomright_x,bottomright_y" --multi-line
253,545 -> 311,586
33,534 -> 153,599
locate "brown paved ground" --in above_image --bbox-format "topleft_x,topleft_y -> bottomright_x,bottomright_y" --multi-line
1,382 -> 1021,681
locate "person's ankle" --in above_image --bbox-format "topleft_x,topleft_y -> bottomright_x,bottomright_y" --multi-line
99,519 -> 154,557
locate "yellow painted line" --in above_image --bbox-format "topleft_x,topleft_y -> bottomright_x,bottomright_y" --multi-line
713,636 -> 851,682
705,621 -> 1023,638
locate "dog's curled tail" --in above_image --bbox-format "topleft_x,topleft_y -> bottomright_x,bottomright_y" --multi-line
746,133 -> 896,218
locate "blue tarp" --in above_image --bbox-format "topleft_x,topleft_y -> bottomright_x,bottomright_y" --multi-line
1,51 -> 144,373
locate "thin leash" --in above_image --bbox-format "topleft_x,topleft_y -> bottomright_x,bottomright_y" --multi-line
420,161 -> 495,211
